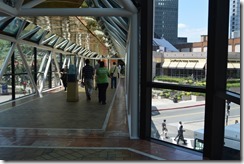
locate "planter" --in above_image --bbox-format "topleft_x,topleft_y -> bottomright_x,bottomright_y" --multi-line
182,95 -> 191,101
191,95 -> 205,101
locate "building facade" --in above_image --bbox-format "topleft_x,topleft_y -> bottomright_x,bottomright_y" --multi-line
153,36 -> 240,82
174,35 -> 240,53
153,0 -> 178,45
229,0 -> 240,38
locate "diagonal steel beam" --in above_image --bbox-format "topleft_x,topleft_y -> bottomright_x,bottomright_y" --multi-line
0,1 -> 18,16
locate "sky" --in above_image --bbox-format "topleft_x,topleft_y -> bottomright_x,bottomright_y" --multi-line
178,0 -> 209,42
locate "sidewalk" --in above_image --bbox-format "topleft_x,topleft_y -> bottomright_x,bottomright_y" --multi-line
152,98 -> 205,111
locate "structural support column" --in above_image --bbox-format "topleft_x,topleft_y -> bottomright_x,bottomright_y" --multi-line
128,14 -> 139,139
204,0 -> 229,159
139,0 -> 153,139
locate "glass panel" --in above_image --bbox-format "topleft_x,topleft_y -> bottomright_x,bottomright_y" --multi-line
19,44 -> 35,66
56,53 -> 62,69
19,23 -> 37,38
0,74 -> 12,103
0,16 -> 6,21
226,0 -> 240,95
0,39 -> 12,103
223,101 -> 240,159
29,29 -> 45,42
50,58 -> 61,88
43,72 -> 50,90
46,36 -> 59,46
41,56 -> 61,90
189,100 -> 240,159
14,47 -> 36,99
0,39 -> 11,71
15,74 -> 35,98
66,43 -> 76,52
2,18 -> 23,35
151,88 -> 205,149
0,16 -> 7,27
36,49 -> 49,90
55,38 -> 65,49
59,40 -> 69,50
151,0 -> 208,150
42,33 -> 55,43
226,54 -> 240,95
153,74 -> 206,87
153,0 -> 208,86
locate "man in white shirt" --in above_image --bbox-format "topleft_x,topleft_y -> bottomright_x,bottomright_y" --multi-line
109,62 -> 118,89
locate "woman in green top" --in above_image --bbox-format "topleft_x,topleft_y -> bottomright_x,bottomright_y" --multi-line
96,61 -> 110,104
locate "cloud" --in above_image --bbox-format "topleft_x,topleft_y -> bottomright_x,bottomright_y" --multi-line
178,23 -> 187,28
178,27 -> 207,42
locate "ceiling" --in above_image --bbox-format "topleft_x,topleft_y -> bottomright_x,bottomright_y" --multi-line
0,0 -> 140,58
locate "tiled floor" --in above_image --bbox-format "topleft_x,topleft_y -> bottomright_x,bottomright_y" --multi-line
0,78 -> 202,161
0,147 -> 159,160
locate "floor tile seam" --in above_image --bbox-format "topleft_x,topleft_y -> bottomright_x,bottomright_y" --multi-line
0,145 -> 164,160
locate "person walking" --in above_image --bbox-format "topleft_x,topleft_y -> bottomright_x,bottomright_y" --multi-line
174,121 -> 181,141
117,64 -> 121,78
96,61 -> 110,105
161,119 -> 169,139
94,60 -> 101,90
60,65 -> 68,91
174,121 -> 187,145
82,59 -> 94,101
109,62 -> 118,89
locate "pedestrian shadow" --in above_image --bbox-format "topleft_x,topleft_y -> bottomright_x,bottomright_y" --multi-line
151,106 -> 160,116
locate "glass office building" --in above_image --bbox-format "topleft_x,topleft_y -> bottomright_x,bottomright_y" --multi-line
229,0 -> 240,38
153,0 -> 179,45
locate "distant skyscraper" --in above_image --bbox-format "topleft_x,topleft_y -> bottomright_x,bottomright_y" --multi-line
153,0 -> 179,45
229,0 -> 240,38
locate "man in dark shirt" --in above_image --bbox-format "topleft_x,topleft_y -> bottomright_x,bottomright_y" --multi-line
82,59 -> 94,100
174,121 -> 187,145
162,119 -> 169,139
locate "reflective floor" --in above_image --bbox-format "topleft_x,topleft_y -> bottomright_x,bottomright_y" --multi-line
0,78 -> 202,161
